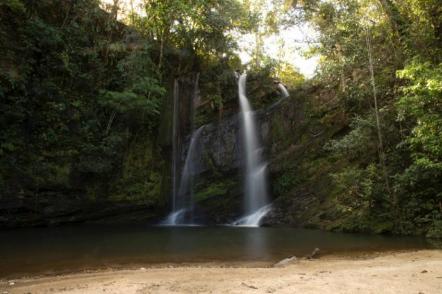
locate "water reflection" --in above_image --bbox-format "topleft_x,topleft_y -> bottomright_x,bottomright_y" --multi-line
244,228 -> 269,260
0,225 -> 436,277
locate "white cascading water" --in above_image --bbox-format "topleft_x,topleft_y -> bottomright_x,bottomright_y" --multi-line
162,126 -> 204,226
176,126 -> 204,210
232,204 -> 272,227
277,83 -> 290,98
171,79 -> 180,214
162,208 -> 186,226
233,73 -> 270,227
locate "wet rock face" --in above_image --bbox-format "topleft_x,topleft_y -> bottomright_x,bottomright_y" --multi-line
189,114 -> 243,175
191,85 -> 347,226
190,96 -> 299,177
0,194 -> 161,228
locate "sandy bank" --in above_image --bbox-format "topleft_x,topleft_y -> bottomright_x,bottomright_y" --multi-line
1,250 -> 441,294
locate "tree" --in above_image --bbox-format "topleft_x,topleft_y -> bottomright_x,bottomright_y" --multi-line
126,0 -> 255,74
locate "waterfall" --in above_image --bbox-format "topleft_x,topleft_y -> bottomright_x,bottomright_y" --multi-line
162,126 -> 204,226
171,79 -> 180,213
162,73 -> 203,226
162,208 -> 186,226
178,126 -> 204,218
277,83 -> 290,98
231,204 -> 272,227
233,73 -> 270,227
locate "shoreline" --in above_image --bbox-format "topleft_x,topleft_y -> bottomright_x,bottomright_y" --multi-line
0,249 -> 429,279
1,250 -> 441,293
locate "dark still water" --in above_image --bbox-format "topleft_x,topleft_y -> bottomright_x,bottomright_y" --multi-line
0,225 -> 436,277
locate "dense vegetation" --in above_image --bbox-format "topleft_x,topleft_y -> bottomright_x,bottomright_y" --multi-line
0,0 -> 440,237
0,0 -> 165,221
274,0 -> 441,237
0,0 -> 258,225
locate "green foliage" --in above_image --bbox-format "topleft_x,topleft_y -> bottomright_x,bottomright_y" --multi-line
302,163 -> 394,234
394,163 -> 442,235
325,115 -> 378,161
277,0 -> 442,236
195,179 -> 236,202
427,220 -> 442,239
98,45 -> 165,117
1,0 -> 25,13
397,60 -> 442,169
393,59 -> 442,236
332,165 -> 378,214
0,0 -> 164,205
273,62 -> 304,88
273,170 -> 298,196
109,139 -> 164,205
128,0 -> 255,73
245,64 -> 282,108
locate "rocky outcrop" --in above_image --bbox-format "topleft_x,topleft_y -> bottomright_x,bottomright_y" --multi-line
189,90 -> 305,223
191,94 -> 301,177
190,84 -> 345,226
187,114 -> 242,175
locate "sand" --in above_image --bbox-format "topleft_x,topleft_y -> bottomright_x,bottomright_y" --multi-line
1,250 -> 441,294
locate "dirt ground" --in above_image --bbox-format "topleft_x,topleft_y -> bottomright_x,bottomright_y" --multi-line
1,250 -> 441,294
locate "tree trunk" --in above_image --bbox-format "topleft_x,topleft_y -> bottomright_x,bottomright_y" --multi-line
159,31 -> 165,73
105,111 -> 117,135
365,26 -> 397,219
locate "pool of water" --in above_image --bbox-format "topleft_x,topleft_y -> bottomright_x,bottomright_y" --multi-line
0,225 -> 436,277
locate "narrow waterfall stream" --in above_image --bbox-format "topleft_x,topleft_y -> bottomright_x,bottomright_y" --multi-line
277,83 -> 290,98
162,126 -> 204,226
233,73 -> 270,227
162,74 -> 202,226
171,79 -> 180,214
